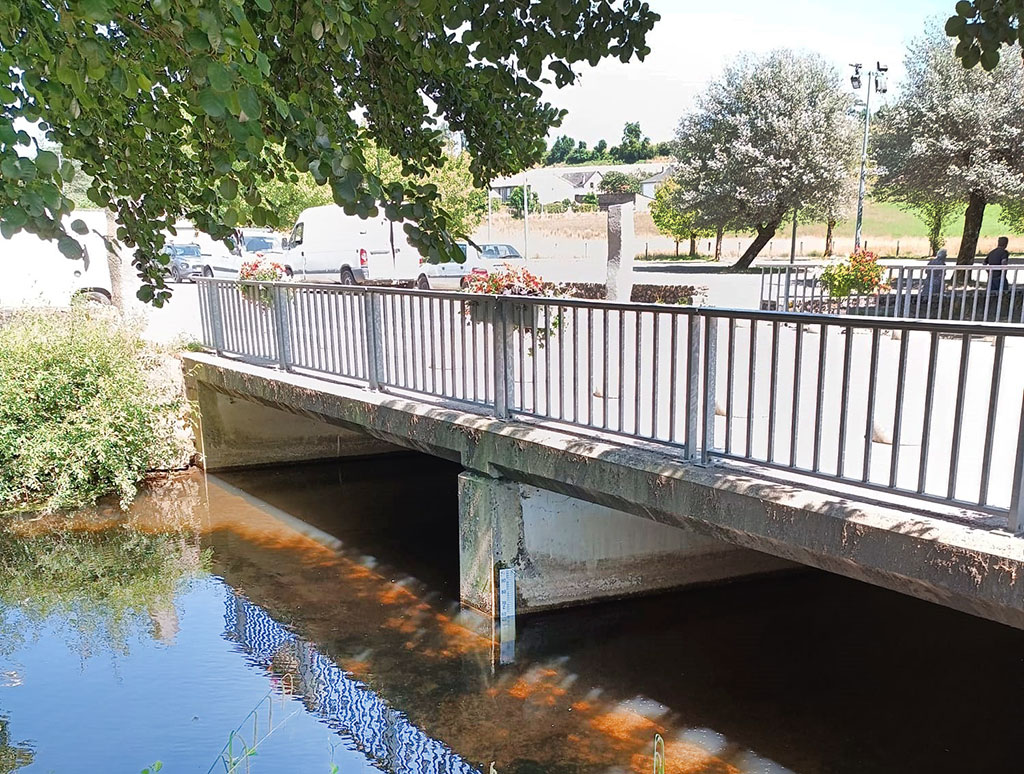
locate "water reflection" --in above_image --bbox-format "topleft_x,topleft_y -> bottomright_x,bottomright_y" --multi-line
0,458 -> 1021,774
0,714 -> 33,773
226,592 -> 478,774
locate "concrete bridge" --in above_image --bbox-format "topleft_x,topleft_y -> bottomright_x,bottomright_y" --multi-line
185,278 -> 1024,629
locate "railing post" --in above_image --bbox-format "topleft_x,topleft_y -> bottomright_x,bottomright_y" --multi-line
492,299 -> 513,419
686,313 -> 701,459
363,289 -> 385,390
272,283 -> 292,370
491,299 -> 513,419
206,280 -> 226,354
700,313 -> 718,464
1008,395 -> 1024,535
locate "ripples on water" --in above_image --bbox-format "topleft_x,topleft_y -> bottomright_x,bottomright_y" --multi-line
0,455 -> 1021,773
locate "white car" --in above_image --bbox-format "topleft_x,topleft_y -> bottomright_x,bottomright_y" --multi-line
240,232 -> 286,264
415,242 -> 527,290
415,243 -> 488,290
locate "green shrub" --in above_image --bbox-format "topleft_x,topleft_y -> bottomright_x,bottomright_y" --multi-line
0,305 -> 187,513
544,201 -> 568,214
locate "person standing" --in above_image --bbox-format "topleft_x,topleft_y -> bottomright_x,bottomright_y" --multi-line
925,248 -> 947,301
985,236 -> 1011,293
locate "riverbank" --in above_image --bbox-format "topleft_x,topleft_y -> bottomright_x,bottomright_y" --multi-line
0,305 -> 194,515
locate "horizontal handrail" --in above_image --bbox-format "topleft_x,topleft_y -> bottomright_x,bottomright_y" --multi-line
195,277 -> 1024,533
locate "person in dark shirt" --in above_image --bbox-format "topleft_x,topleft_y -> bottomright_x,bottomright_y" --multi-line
985,236 -> 1010,293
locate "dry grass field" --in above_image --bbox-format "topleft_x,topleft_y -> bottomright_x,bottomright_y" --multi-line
472,203 -> 1023,262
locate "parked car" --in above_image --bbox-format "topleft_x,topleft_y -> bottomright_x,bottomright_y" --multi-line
240,231 -> 287,265
161,243 -> 204,283
481,243 -> 523,261
415,243 -> 488,290
287,206 -> 418,284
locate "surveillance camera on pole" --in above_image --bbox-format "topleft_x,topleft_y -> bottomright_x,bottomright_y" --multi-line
850,61 -> 886,250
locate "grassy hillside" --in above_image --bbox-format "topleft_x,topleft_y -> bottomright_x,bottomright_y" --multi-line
787,201 -> 1010,240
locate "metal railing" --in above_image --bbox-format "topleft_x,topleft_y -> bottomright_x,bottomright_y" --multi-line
198,278 -> 1024,533
762,264 -> 1024,322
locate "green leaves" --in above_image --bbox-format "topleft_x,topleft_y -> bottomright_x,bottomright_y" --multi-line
199,89 -> 226,118
207,61 -> 232,92
34,150 -> 58,175
70,218 -> 89,235
57,236 -> 83,259
2,0 -> 658,302
218,177 -> 238,199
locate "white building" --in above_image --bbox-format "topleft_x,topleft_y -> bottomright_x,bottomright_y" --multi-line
640,166 -> 674,199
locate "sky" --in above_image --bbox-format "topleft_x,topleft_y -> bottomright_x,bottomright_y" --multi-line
541,0 -> 956,146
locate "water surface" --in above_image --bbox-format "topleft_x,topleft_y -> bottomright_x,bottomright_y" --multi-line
1,455 -> 1022,773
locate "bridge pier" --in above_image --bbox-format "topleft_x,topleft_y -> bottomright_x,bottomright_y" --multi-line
458,471 -> 791,617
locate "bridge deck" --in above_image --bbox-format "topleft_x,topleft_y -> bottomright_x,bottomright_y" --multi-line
184,352 -> 1024,629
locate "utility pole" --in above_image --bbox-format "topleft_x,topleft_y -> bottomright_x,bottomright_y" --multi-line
850,61 -> 887,251
523,178 -> 529,259
487,187 -> 492,242
789,207 -> 798,263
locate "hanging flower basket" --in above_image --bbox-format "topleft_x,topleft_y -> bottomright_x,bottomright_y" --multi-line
464,265 -> 564,342
239,258 -> 287,306
819,248 -> 887,298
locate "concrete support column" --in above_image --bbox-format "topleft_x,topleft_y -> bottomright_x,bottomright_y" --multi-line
458,471 -> 792,618
605,202 -> 635,302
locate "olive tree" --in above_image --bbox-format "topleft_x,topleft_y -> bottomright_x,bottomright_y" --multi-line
674,50 -> 858,270
873,26 -> 1024,264
0,0 -> 657,305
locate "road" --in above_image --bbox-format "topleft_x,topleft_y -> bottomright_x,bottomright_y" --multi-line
144,261 -> 766,344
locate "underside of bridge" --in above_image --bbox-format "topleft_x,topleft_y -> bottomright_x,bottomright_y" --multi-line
183,353 -> 1024,629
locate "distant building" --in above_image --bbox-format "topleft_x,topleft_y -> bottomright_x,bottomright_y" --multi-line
640,166 -> 674,199
490,169 -> 605,205
558,170 -> 604,196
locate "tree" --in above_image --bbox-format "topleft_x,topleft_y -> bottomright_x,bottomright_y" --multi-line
1000,200 -> 1024,234
674,50 -> 858,269
599,170 -> 645,194
650,179 -> 710,256
803,172 -> 858,257
872,28 -> 1024,264
912,199 -> 958,255
546,135 -> 575,165
507,186 -> 539,219
0,1 -> 658,306
945,1 -> 1024,69
593,139 -> 609,159
565,141 -> 592,165
610,121 -> 653,163
653,140 -> 674,158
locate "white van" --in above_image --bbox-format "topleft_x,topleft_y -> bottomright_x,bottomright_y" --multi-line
287,205 -> 419,284
0,210 -> 114,306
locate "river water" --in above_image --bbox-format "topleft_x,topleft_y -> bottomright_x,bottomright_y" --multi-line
0,454 -> 1021,774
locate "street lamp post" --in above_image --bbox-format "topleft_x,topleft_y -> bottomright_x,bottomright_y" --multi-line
850,62 -> 887,251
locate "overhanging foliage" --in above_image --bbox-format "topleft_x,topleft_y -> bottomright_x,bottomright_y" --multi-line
0,0 -> 657,304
